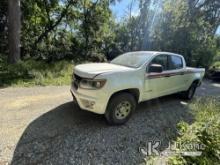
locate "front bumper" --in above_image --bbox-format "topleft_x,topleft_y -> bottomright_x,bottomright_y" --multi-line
70,83 -> 108,114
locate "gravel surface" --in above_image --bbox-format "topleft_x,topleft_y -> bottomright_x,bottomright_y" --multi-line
0,80 -> 220,165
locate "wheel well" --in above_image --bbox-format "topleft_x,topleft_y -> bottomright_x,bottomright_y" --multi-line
192,79 -> 200,86
109,89 -> 140,103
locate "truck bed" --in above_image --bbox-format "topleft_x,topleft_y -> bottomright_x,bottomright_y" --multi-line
186,67 -> 205,73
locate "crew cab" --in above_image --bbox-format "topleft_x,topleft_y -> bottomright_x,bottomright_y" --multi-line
70,51 -> 205,125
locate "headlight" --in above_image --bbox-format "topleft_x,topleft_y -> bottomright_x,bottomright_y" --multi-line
79,79 -> 106,89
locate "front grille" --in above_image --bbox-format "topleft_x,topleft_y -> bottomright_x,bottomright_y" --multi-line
74,74 -> 82,81
73,74 -> 82,90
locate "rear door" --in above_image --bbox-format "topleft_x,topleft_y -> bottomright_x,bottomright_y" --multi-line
166,55 -> 185,93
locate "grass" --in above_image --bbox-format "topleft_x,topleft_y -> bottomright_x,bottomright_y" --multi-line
0,59 -> 74,87
145,97 -> 220,165
168,97 -> 220,165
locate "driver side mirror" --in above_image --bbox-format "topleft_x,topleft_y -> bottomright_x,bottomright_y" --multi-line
148,64 -> 163,73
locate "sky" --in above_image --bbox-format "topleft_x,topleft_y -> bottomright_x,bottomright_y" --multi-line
110,0 -> 139,21
217,27 -> 220,35
110,0 -> 220,35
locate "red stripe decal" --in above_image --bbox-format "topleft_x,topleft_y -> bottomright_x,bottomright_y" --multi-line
147,71 -> 201,79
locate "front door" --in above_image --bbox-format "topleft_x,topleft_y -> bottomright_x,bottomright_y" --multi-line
143,54 -> 173,100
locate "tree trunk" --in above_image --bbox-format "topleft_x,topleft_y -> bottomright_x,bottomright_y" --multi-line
8,0 -> 21,64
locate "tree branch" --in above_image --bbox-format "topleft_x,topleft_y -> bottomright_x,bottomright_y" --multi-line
33,0 -> 76,48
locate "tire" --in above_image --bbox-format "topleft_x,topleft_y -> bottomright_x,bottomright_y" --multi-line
105,92 -> 137,125
182,82 -> 197,100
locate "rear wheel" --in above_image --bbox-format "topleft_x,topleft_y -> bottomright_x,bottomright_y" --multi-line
182,82 -> 197,100
105,93 -> 136,125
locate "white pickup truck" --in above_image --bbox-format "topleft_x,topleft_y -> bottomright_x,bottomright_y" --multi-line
71,51 -> 205,125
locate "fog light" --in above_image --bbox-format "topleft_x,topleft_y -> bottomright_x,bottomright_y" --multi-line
80,99 -> 95,109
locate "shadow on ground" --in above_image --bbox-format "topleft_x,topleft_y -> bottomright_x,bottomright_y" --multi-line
11,95 -> 194,164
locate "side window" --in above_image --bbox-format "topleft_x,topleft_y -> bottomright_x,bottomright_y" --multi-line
149,55 -> 168,72
169,56 -> 183,70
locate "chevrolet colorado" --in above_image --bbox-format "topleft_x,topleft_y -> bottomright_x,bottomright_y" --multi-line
71,51 -> 205,125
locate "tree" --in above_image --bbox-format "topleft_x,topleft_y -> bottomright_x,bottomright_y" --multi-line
148,0 -> 219,67
20,0 -> 78,57
0,0 -> 8,56
75,0 -> 113,60
3,0 -> 219,65
8,0 -> 21,64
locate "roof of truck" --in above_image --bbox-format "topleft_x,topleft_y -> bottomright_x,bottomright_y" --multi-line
126,51 -> 182,56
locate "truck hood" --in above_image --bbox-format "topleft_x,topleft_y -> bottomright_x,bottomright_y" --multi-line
74,63 -> 134,78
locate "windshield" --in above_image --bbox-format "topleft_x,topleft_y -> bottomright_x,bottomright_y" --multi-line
111,52 -> 153,68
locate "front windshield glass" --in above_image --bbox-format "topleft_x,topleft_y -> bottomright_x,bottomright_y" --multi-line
111,52 -> 154,68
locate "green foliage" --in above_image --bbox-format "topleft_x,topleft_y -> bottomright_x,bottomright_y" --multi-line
19,0 -> 113,61
114,0 -> 219,67
21,0 -> 76,59
1,0 -> 220,85
73,0 -> 112,60
168,97 -> 220,165
2,0 -> 220,64
0,59 -> 73,87
211,61 -> 220,69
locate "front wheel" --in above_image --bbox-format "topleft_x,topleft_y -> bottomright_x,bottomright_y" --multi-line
182,82 -> 197,100
105,93 -> 136,125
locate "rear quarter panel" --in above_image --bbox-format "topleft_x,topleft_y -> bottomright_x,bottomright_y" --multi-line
182,67 -> 205,91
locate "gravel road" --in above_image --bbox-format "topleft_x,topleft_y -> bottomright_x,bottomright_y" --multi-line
0,80 -> 220,165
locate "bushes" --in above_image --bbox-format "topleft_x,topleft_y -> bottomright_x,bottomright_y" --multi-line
168,97 -> 220,165
211,61 -> 220,69
0,59 -> 74,87
0,53 -> 107,87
